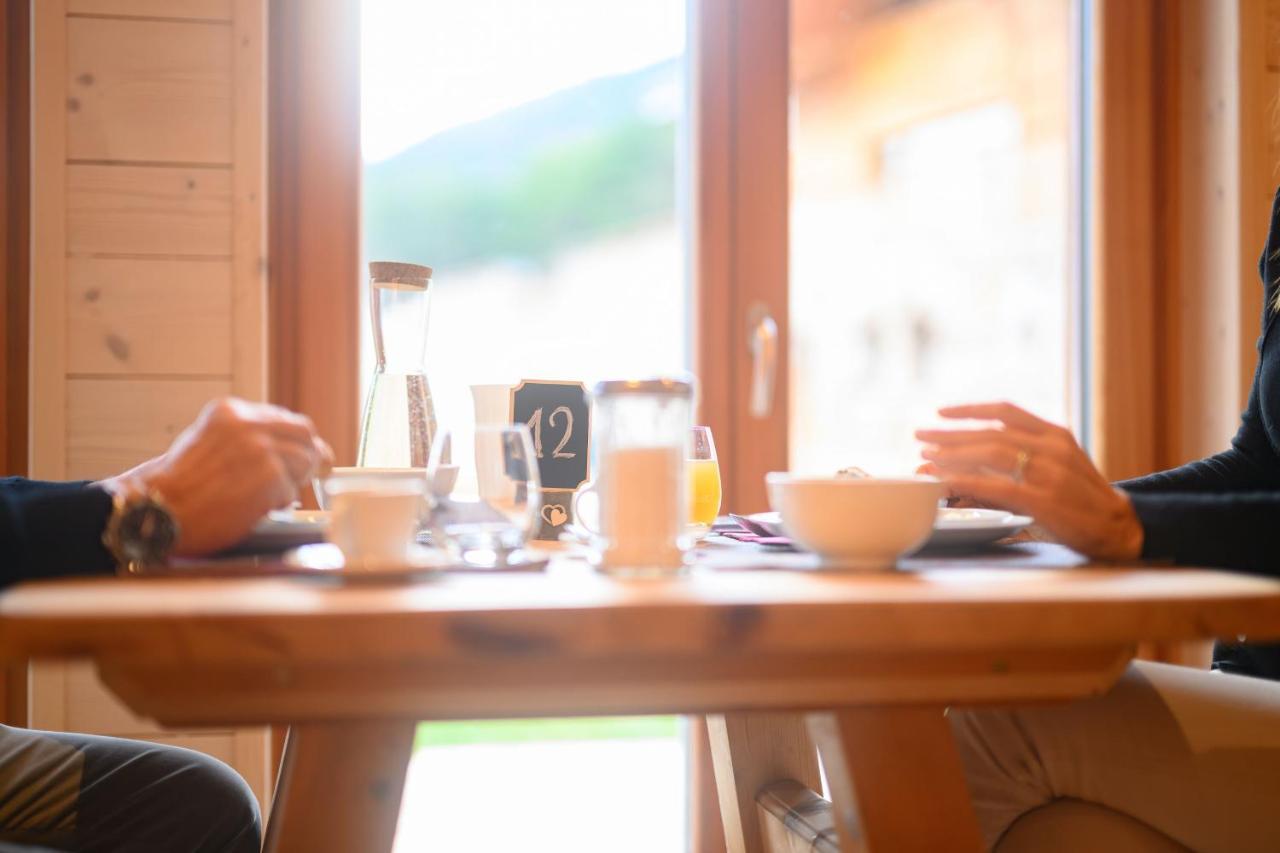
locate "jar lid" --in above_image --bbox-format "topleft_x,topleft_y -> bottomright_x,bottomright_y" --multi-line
369,261 -> 433,288
593,376 -> 695,398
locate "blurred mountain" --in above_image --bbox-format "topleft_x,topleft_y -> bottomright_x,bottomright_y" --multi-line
364,58 -> 681,269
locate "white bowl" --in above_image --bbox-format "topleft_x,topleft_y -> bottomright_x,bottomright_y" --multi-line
765,473 -> 945,569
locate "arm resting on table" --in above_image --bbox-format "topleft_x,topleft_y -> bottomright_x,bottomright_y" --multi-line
0,479 -> 115,587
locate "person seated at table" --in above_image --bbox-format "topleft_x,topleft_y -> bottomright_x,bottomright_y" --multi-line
914,188 -> 1280,852
0,397 -> 330,853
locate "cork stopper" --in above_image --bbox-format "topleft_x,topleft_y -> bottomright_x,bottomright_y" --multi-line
369,261 -> 433,289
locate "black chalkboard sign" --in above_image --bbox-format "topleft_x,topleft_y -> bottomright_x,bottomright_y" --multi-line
510,380 -> 591,540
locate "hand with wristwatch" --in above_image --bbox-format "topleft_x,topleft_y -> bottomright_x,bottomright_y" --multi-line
98,398 -> 333,572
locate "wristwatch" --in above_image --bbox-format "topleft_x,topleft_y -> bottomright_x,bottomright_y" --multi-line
102,487 -> 180,574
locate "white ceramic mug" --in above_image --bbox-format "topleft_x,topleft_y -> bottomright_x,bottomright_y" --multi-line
324,477 -> 426,569
471,384 -> 513,427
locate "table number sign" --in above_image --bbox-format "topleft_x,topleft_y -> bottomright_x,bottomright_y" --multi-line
510,380 -> 590,540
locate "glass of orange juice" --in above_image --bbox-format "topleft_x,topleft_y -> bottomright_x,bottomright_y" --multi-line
688,425 -> 722,533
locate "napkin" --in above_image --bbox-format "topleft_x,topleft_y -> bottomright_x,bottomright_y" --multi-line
715,518 -> 796,550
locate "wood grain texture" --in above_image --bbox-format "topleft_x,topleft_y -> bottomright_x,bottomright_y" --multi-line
66,378 -> 227,478
707,713 -> 821,853
1240,0 -> 1274,408
2,0 -> 30,479
67,17 -> 231,164
1155,2 -> 1244,470
268,0 -> 360,463
67,257 -> 232,375
30,0 -> 69,479
67,0 -> 231,20
1268,0 -> 1280,69
810,706 -> 983,853
230,0 -> 266,399
1090,0 -> 1158,480
4,555 -> 1279,727
693,0 -> 735,510
265,721 -> 415,853
690,716 -> 729,853
6,553 -> 1280,853
67,164 -> 232,257
730,0 -> 789,514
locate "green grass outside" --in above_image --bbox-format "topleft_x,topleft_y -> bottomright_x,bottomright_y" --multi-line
414,716 -> 680,750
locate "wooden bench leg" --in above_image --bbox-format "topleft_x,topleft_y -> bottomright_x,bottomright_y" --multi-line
265,720 -> 416,853
808,706 -> 983,853
707,713 -> 823,853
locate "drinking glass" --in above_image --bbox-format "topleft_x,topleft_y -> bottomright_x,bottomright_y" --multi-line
426,424 -> 541,568
687,425 -> 722,532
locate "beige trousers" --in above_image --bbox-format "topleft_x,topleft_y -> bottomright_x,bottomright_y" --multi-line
949,661 -> 1280,852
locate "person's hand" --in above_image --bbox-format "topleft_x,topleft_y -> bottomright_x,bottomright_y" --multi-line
915,402 -> 1143,561
100,398 -> 333,556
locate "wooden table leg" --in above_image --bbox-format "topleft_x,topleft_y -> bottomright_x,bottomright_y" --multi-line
264,720 -> 417,853
808,706 -> 983,853
707,712 -> 822,853
689,716 -> 729,853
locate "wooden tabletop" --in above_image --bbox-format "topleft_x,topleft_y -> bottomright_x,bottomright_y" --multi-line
3,544 -> 1280,726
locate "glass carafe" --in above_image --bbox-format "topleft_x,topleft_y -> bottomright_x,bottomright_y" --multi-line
357,261 -> 437,467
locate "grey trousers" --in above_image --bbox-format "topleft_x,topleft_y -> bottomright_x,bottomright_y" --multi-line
950,660 -> 1280,852
0,725 -> 260,853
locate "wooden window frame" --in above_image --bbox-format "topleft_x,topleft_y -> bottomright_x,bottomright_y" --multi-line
268,0 -> 362,467
1091,0 -> 1272,480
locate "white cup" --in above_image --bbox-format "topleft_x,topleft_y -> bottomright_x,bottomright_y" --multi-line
313,466 -> 429,510
471,384 -> 513,427
324,478 -> 425,569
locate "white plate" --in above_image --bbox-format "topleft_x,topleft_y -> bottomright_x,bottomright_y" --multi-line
925,508 -> 1033,549
745,508 -> 1032,550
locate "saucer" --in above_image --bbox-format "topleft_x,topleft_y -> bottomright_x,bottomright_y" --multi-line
923,509 -> 1033,550
283,543 -> 448,583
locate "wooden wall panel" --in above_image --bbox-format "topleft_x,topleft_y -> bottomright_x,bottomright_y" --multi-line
67,0 -> 232,20
67,17 -> 232,164
67,165 -> 232,257
67,258 -> 232,375
1268,0 -> 1280,69
31,0 -> 70,479
231,0 -> 266,400
29,0 -> 270,806
66,378 -> 228,479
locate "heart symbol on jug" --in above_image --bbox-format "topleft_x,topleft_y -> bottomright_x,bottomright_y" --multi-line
541,504 -> 569,527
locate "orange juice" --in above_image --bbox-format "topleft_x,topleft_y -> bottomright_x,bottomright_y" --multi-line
687,458 -> 722,526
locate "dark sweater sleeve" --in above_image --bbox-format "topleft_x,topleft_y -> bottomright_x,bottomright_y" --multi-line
1127,491 -> 1280,573
1115,186 -> 1280,571
0,479 -> 116,588
1118,365 -> 1280,495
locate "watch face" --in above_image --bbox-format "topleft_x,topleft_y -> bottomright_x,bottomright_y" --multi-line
119,500 -> 179,564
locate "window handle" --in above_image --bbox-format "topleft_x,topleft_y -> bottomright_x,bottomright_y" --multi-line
747,303 -> 778,419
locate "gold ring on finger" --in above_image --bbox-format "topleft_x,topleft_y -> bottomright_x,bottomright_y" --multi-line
1012,448 -> 1031,484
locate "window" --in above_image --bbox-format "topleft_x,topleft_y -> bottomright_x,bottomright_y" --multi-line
789,0 -> 1078,474
360,2 -> 691,849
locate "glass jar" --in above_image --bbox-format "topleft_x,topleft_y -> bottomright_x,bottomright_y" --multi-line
589,376 -> 694,573
358,261 -> 437,468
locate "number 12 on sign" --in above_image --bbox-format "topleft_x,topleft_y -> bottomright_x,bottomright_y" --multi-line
526,407 -> 576,460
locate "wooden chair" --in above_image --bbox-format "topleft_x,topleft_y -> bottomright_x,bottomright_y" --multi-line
702,712 -> 1192,853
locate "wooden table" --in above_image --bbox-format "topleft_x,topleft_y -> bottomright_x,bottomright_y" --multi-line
3,545 -> 1280,853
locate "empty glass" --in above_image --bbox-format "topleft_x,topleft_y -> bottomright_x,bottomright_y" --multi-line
358,261 -> 438,467
426,424 -> 541,568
